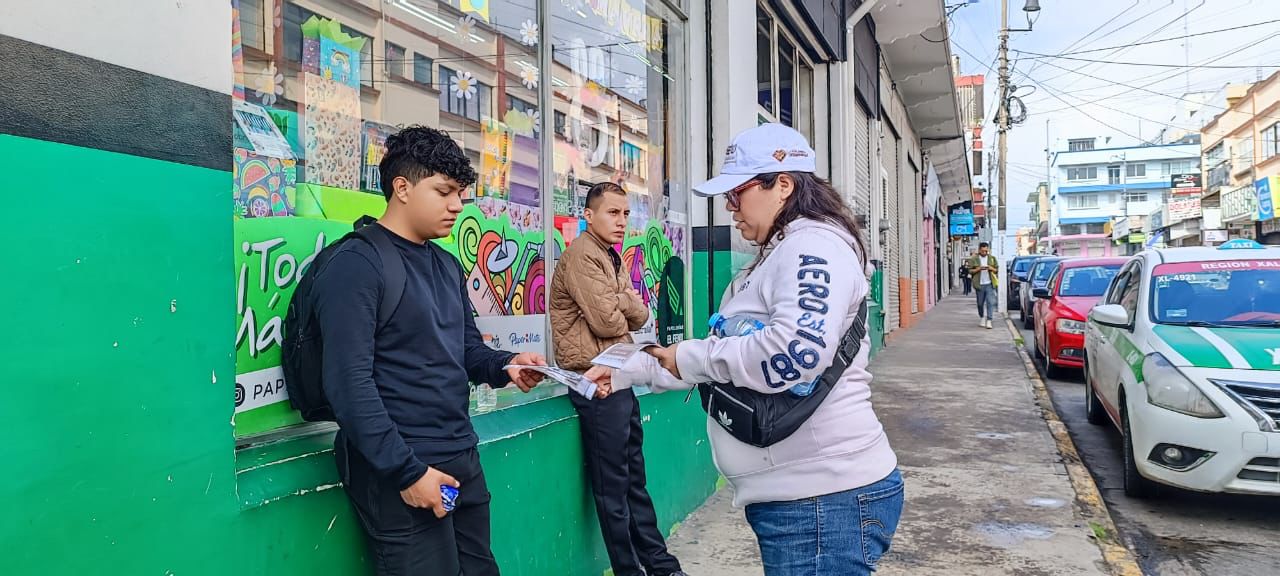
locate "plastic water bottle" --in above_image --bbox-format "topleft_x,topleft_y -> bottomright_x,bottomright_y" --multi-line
708,314 -> 818,397
708,313 -> 766,337
475,384 -> 497,414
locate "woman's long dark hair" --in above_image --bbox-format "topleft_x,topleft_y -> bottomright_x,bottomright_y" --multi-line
748,171 -> 868,271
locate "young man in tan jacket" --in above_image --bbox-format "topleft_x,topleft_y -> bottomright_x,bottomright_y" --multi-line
548,183 -> 686,576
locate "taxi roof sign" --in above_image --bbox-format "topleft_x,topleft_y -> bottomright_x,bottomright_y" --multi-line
1218,238 -> 1266,250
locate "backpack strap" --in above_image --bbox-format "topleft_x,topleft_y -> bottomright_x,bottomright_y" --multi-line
353,218 -> 407,329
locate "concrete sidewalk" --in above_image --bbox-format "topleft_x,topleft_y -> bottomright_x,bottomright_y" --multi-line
666,297 -> 1110,575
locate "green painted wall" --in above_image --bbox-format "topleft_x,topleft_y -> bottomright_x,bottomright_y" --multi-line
690,249 -> 754,338
0,134 -> 718,575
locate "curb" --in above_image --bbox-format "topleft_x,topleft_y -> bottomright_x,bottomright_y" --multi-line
1003,317 -> 1145,576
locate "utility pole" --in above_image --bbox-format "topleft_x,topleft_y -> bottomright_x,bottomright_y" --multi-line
996,0 -> 1010,309
994,0 -> 1039,306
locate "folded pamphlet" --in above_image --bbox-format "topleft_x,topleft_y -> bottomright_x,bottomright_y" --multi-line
591,342 -> 660,369
504,364 -> 598,399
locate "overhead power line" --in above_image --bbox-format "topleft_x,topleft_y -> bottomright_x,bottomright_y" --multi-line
1048,19 -> 1280,56
1023,31 -> 1279,111
1029,56 -> 1280,123
1012,51 -> 1280,70
1022,0 -> 1141,78
1034,0 -> 1206,86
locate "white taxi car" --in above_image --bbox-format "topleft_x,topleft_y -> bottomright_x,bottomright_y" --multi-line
1084,239 -> 1280,497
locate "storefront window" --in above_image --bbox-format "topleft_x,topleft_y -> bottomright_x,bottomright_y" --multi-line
756,3 -> 814,134
777,35 -> 795,126
232,0 -> 550,439
231,0 -> 687,440
548,0 -> 688,348
756,10 -> 773,115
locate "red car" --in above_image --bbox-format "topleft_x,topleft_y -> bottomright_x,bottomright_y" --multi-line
1032,257 -> 1127,378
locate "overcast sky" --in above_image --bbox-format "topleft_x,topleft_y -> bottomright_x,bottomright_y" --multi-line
949,0 -> 1280,254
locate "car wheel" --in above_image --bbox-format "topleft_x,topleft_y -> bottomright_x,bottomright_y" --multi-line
1084,358 -> 1108,426
1023,307 -> 1034,330
1121,401 -> 1157,499
1033,330 -> 1044,360
1043,346 -> 1062,379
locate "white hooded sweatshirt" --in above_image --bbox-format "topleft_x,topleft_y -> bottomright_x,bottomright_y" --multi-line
613,218 -> 896,506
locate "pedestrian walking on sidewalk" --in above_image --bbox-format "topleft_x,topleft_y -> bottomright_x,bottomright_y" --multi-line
959,262 -> 972,295
967,242 -> 998,329
548,182 -> 687,576
588,124 -> 903,576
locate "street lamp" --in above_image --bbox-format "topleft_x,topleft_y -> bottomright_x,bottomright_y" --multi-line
1007,0 -> 1041,33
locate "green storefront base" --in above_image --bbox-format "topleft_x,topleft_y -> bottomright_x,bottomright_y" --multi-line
0,134 -> 718,575
231,391 -> 716,576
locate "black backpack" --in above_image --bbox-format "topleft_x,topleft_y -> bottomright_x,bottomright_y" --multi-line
282,217 -> 406,422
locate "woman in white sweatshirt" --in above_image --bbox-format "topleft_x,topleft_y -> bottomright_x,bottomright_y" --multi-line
588,123 -> 903,576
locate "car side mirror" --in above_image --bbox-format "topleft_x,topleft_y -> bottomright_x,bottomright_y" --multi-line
1091,304 -> 1131,330
1032,287 -> 1050,299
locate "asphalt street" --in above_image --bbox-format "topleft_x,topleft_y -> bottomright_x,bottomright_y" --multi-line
1015,317 -> 1280,576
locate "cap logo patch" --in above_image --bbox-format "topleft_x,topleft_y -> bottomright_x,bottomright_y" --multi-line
772,149 -> 787,162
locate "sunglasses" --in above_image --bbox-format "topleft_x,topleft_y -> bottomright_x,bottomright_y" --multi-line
726,178 -> 761,209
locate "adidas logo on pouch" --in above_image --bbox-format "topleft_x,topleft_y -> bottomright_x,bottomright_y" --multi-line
717,411 -> 733,428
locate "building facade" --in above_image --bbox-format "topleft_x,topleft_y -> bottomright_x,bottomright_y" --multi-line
1200,71 -> 1280,245
1045,137 -> 1199,256
1027,180 -> 1049,251
1,1 -> 969,574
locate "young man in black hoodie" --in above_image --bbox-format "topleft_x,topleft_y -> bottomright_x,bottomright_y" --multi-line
313,126 -> 546,575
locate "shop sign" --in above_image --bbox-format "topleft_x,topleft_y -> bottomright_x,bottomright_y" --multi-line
1203,230 -> 1229,243
1222,185 -> 1258,222
1127,232 -> 1146,244
1111,217 -> 1131,241
1257,176 -> 1279,221
1168,196 -> 1201,223
1149,207 -> 1165,230
1171,173 -> 1202,195
949,202 -> 976,236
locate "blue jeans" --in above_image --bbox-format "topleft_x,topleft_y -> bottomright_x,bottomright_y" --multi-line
975,284 -> 996,320
744,470 -> 905,576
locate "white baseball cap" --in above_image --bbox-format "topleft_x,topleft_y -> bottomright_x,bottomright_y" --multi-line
693,123 -> 817,197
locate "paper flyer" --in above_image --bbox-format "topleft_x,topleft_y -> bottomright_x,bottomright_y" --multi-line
591,343 -> 658,369
505,365 -> 598,399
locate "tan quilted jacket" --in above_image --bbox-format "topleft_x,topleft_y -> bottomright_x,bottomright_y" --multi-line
549,231 -> 649,372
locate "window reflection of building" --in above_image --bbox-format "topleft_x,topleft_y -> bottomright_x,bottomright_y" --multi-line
548,0 -> 686,250
233,0 -> 689,431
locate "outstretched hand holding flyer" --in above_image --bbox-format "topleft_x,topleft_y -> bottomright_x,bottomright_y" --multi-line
502,364 -> 599,399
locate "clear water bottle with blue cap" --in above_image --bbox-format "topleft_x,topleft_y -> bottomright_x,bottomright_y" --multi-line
708,313 -> 765,337
707,314 -> 817,397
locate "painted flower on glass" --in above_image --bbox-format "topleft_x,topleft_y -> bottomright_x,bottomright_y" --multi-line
255,62 -> 284,107
624,74 -> 644,97
457,15 -> 477,42
520,66 -> 539,90
531,110 -> 541,134
451,71 -> 477,100
520,20 -> 539,46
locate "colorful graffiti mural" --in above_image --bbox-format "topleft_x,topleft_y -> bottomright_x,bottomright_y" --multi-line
437,204 -> 553,317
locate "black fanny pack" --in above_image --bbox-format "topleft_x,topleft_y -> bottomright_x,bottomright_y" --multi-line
697,300 -> 869,448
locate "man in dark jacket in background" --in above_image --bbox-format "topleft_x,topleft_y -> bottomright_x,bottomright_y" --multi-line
313,126 -> 546,576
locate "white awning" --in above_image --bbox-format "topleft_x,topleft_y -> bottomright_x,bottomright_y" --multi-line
869,0 -> 971,207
